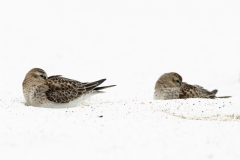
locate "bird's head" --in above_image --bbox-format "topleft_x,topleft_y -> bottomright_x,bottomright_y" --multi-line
25,68 -> 48,80
155,72 -> 182,89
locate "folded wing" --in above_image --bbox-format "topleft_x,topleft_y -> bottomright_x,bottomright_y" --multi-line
46,76 -> 106,103
179,82 -> 217,99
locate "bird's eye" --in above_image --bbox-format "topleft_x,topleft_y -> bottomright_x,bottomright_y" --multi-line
40,75 -> 45,79
176,79 -> 180,83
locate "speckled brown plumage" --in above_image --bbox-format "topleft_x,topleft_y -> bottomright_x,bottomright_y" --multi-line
179,82 -> 217,99
154,72 -> 230,100
153,72 -> 182,100
45,76 -> 106,103
22,68 -> 116,107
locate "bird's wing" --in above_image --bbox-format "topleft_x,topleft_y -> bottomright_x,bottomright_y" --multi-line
45,76 -> 106,103
179,82 -> 216,99
193,85 -> 204,89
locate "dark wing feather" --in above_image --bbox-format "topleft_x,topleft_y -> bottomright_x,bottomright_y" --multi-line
94,85 -> 116,91
45,76 -> 105,103
179,82 -> 216,99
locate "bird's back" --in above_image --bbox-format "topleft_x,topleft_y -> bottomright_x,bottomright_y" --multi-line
179,82 -> 217,99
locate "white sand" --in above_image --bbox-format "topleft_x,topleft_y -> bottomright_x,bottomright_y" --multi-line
1,0 -> 240,160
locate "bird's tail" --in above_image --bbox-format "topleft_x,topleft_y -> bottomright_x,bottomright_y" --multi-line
211,89 -> 218,94
86,79 -> 116,91
208,89 -> 218,99
94,85 -> 116,91
209,89 -> 231,98
216,96 -> 232,98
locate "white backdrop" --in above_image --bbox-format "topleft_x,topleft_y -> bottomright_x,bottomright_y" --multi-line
0,1 -> 240,160
0,0 -> 239,92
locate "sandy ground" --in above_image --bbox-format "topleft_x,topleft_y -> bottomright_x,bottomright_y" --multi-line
1,85 -> 240,160
1,0 -> 240,160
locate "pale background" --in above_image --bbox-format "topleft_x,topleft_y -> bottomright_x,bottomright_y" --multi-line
0,0 -> 240,160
